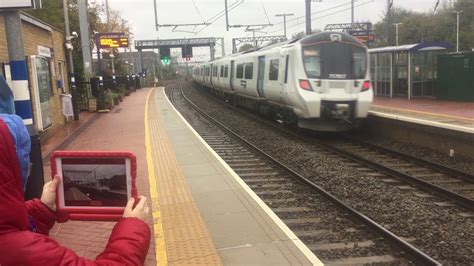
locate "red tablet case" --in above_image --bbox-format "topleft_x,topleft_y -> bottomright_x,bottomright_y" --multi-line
51,151 -> 137,222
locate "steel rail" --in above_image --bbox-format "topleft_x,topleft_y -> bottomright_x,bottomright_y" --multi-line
174,82 -> 441,266
192,85 -> 473,211
341,134 -> 474,184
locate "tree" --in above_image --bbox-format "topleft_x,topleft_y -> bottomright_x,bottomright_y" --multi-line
26,0 -> 132,80
238,43 -> 254,52
373,0 -> 474,50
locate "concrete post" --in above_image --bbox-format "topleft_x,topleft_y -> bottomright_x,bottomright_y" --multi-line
4,10 -> 44,199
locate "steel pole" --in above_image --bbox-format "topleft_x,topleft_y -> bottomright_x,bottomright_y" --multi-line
454,11 -> 461,52
4,11 -> 44,199
351,0 -> 354,31
78,0 -> 93,77
105,0 -> 116,88
305,0 -> 311,35
63,0 -> 79,120
225,0 -> 230,31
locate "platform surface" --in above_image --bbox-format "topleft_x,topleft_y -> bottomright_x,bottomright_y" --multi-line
370,97 -> 474,133
147,87 -> 322,265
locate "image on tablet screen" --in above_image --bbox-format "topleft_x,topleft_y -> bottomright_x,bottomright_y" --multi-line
61,158 -> 128,207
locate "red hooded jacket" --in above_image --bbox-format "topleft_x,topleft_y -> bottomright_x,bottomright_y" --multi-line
0,119 -> 151,265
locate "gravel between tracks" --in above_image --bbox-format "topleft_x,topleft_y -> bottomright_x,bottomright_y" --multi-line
364,138 -> 474,175
178,82 -> 474,265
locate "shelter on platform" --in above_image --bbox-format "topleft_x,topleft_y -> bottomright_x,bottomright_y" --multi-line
369,41 -> 454,99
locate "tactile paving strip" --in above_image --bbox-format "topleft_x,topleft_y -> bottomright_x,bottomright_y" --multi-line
147,90 -> 222,265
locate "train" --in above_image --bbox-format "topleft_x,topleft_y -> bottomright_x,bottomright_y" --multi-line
192,32 -> 373,132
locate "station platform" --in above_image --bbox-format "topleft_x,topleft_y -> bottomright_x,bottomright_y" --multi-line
146,87 -> 321,264
43,87 -> 321,265
370,96 -> 474,134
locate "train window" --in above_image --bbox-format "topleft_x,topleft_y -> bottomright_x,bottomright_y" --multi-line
269,59 -> 279,81
220,66 -> 224,77
284,55 -> 289,83
236,64 -> 244,79
244,63 -> 253,79
352,48 -> 367,79
225,66 -> 229,77
303,47 -> 321,78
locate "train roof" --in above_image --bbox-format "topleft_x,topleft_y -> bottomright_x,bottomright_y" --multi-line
299,31 -> 363,46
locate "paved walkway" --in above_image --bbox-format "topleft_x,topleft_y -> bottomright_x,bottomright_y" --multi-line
44,88 -> 156,265
372,96 -> 474,121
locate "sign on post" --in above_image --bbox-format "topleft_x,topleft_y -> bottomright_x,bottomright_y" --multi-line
99,33 -> 129,49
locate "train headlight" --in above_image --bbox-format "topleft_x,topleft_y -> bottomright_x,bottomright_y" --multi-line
299,79 -> 313,91
361,80 -> 372,92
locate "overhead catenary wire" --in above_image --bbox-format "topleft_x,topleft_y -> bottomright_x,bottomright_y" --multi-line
191,0 -> 206,23
266,0 -> 374,36
261,0 -> 272,25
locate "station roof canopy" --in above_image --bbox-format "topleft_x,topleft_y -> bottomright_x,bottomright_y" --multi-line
369,41 -> 454,53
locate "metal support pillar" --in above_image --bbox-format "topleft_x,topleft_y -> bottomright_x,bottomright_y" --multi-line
63,0 -> 79,120
78,0 -> 93,77
351,0 -> 354,30
210,44 -> 215,60
305,0 -> 311,35
225,0 -> 229,31
4,11 -> 43,199
105,0 -> 116,88
221,38 -> 225,56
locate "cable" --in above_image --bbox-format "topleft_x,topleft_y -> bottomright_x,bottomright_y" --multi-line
261,0 -> 272,25
195,0 -> 244,35
266,0 -> 373,35
191,0 -> 206,23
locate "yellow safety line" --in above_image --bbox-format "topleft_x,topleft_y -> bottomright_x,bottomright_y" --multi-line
144,88 -> 168,266
371,104 -> 474,122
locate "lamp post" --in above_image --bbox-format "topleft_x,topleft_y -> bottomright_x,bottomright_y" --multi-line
393,23 -> 402,46
453,11 -> 462,52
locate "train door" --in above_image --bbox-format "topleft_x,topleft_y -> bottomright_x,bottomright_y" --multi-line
230,60 -> 235,91
257,56 -> 265,97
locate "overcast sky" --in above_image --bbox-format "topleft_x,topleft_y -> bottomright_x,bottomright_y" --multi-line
106,0 -> 453,60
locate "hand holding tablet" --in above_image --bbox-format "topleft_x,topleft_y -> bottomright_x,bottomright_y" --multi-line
51,151 -> 139,221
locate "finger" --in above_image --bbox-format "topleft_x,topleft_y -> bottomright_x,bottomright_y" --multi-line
136,196 -> 147,209
125,197 -> 135,210
51,175 -> 60,188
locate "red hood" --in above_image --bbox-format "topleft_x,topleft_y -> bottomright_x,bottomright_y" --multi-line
0,118 -> 28,234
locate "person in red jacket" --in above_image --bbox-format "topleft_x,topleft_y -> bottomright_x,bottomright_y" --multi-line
0,116 -> 151,265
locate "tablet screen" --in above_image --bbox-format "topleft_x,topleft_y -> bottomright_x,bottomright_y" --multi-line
61,158 -> 129,207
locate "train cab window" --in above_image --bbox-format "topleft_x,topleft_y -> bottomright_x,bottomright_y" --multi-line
244,63 -> 253,79
303,47 -> 322,78
236,64 -> 244,79
352,49 -> 367,79
225,65 -> 229,77
303,43 -> 367,79
269,59 -> 279,81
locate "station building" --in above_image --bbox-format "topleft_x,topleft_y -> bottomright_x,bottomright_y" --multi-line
0,12 -> 70,138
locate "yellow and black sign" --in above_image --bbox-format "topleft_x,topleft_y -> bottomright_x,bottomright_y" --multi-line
99,35 -> 129,48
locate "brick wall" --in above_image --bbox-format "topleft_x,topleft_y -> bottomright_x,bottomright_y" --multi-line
0,13 -> 70,138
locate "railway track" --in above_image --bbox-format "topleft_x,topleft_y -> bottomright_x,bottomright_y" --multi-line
193,83 -> 474,213
167,81 -> 441,265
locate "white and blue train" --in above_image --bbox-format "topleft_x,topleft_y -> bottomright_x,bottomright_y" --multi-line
192,32 -> 373,131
